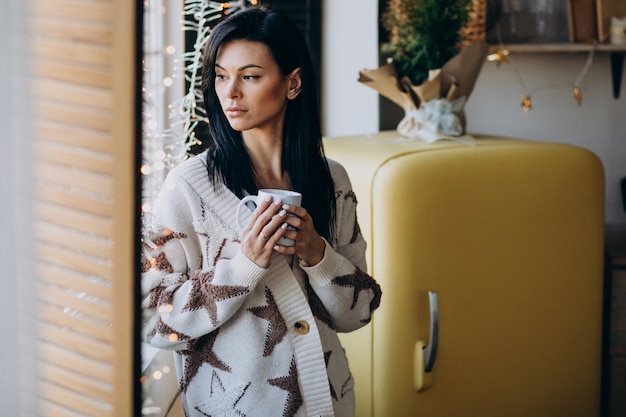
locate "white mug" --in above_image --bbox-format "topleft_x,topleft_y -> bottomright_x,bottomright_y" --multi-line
236,189 -> 302,246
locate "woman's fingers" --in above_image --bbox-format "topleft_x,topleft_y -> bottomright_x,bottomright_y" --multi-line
260,208 -> 289,241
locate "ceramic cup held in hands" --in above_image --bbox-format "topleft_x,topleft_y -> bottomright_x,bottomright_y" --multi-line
236,189 -> 302,246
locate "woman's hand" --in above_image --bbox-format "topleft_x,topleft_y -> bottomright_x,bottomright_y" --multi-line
240,198 -> 325,268
275,204 -> 325,267
239,196 -> 289,268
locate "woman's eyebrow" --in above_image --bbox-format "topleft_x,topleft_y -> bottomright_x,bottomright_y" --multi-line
215,63 -> 264,71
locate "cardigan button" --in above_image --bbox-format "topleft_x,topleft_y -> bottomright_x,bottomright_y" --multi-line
294,320 -> 310,335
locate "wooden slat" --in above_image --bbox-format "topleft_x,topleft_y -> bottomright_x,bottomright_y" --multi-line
36,142 -> 113,174
37,263 -> 114,304
38,283 -> 112,323
33,60 -> 112,89
38,339 -> 113,381
31,17 -> 113,46
34,120 -> 114,154
35,99 -> 113,131
38,304 -> 113,343
40,362 -> 113,404
34,0 -> 115,24
35,202 -> 113,238
33,79 -> 114,110
35,221 -> 114,260
39,322 -> 114,363
32,37 -> 113,69
36,162 -> 113,196
35,183 -> 113,218
39,380 -> 113,417
36,243 -> 113,282
39,401 -> 94,417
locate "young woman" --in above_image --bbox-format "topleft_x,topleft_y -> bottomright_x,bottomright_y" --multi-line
142,6 -> 381,417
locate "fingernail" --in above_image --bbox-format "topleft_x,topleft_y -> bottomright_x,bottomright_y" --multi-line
274,199 -> 282,206
279,209 -> 287,217
281,223 -> 288,229
264,196 -> 272,202
282,204 -> 289,210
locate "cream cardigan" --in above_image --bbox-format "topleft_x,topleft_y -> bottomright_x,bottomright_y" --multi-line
141,152 -> 381,417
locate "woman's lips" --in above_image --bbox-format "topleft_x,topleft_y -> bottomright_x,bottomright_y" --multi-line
225,106 -> 247,117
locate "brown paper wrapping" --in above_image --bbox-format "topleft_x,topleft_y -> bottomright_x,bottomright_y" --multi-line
358,40 -> 488,141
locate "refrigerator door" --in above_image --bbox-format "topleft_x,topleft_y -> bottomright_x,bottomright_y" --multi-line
326,132 -> 605,417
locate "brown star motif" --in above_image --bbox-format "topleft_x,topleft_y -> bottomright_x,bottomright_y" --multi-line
305,282 -> 334,330
150,230 -> 187,247
146,285 -> 175,310
268,357 -> 303,417
183,269 -> 249,326
324,350 -> 337,401
247,286 -> 287,357
350,218 -> 362,244
343,190 -> 357,204
332,268 -> 382,311
141,253 -> 152,273
341,373 -> 354,399
195,371 -> 249,417
148,319 -> 191,344
179,329 -> 230,393
197,230 -> 229,268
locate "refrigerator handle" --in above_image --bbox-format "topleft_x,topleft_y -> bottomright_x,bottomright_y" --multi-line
423,290 -> 438,372
414,291 -> 438,392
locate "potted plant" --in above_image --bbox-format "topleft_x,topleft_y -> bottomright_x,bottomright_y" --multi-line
382,0 -> 473,86
358,0 -> 488,142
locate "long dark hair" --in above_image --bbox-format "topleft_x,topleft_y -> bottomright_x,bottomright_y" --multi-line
201,6 -> 336,241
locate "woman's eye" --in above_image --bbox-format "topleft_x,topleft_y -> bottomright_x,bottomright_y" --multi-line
243,75 -> 259,81
215,74 -> 227,81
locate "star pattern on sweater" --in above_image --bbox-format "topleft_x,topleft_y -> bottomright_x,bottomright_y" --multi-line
247,286 -> 287,357
197,199 -> 241,266
341,373 -> 355,399
141,229 -> 187,273
332,267 -> 382,312
179,330 -> 231,393
197,230 -> 228,268
145,285 -> 175,310
324,350 -> 338,401
150,229 -> 188,247
267,357 -> 303,417
195,371 -> 249,417
148,319 -> 191,344
305,282 -> 334,330
343,190 -> 357,204
350,218 -> 362,244
141,251 -> 176,274
184,269 -> 249,326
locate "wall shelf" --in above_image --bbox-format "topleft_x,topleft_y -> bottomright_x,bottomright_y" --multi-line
488,43 -> 626,99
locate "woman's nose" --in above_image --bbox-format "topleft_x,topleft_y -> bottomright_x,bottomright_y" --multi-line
225,79 -> 240,99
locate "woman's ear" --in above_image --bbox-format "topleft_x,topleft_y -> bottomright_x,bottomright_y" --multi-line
287,68 -> 302,100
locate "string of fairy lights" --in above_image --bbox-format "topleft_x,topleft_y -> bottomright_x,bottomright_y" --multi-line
140,2 -> 257,415
141,0 -> 258,223
487,22 -> 596,113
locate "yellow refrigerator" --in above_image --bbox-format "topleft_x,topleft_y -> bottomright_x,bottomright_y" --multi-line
324,131 -> 605,417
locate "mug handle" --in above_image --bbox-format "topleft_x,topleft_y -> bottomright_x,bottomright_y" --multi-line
236,195 -> 258,230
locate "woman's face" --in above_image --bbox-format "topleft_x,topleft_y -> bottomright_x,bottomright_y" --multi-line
214,39 -> 299,136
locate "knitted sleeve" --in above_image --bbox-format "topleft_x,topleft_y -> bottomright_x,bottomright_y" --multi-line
301,159 -> 382,332
140,167 -> 266,350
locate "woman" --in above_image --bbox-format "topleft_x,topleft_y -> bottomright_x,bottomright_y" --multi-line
142,6 -> 381,417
